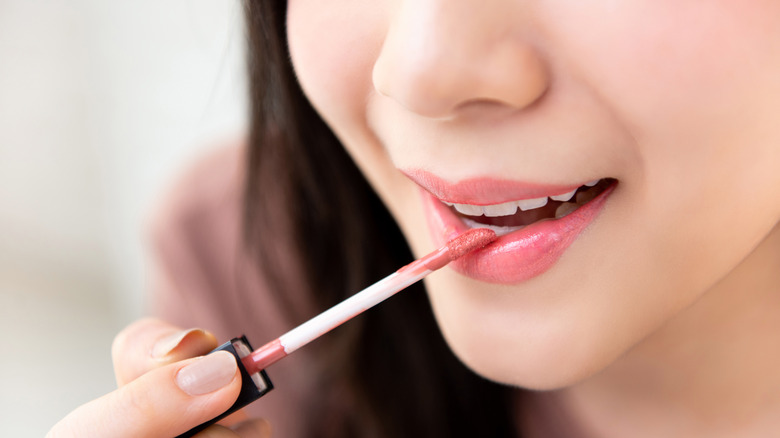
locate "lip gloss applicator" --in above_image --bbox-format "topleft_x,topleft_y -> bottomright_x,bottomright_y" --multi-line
177,228 -> 497,438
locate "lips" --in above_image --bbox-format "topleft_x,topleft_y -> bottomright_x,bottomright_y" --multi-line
405,170 -> 616,284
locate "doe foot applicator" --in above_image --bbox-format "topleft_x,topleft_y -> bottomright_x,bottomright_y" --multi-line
177,228 -> 497,438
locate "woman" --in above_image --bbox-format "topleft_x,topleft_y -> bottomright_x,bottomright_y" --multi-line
49,0 -> 780,437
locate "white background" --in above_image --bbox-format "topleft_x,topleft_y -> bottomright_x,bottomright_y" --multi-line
0,1 -> 247,434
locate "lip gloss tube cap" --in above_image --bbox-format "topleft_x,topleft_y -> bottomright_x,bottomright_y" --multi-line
175,336 -> 273,438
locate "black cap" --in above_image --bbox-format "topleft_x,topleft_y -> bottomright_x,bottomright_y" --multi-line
176,336 -> 274,438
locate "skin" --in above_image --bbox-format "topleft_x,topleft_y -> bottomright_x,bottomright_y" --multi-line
287,0 -> 780,436
47,319 -> 271,438
51,1 -> 780,436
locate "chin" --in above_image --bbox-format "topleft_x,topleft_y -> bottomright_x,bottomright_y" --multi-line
451,334 -> 613,391
424,269 -> 635,392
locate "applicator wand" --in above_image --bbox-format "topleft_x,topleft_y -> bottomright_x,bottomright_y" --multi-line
177,228 -> 497,437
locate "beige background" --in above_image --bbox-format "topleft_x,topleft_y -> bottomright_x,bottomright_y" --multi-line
0,1 -> 247,434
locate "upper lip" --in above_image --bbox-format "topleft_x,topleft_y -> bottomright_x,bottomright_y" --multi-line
401,168 -> 587,205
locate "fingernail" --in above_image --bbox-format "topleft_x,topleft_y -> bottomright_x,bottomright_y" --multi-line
151,328 -> 208,359
176,351 -> 237,396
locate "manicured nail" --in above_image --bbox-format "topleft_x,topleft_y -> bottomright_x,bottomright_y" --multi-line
151,328 -> 208,359
176,351 -> 237,396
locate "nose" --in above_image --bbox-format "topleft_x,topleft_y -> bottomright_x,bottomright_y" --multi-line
372,1 -> 549,119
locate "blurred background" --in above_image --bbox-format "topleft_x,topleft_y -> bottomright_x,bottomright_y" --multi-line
0,1 -> 247,434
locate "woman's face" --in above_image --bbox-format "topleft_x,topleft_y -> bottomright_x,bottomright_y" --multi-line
286,0 -> 780,388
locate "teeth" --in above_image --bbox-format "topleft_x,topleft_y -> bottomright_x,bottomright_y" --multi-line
446,179 -> 605,218
452,203 -> 485,216
555,202 -> 579,219
576,189 -> 597,205
450,197 -> 545,217
462,217 -> 523,236
482,201 -> 519,217
453,201 -> 521,217
550,188 -> 577,202
516,196 -> 548,211
448,195 -> 552,217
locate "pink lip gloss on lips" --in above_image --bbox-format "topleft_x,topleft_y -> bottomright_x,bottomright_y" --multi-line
404,169 -> 617,284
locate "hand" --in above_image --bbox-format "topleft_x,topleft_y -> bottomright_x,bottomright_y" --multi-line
47,318 -> 272,438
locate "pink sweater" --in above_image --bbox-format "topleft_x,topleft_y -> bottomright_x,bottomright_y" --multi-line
147,145 -> 314,437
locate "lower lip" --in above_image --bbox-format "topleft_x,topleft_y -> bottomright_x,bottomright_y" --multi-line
422,183 -> 616,284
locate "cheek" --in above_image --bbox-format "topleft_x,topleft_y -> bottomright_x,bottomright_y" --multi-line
547,1 -> 780,154
549,0 -> 780,247
548,1 -> 780,121
287,1 -> 426,244
287,1 -> 387,140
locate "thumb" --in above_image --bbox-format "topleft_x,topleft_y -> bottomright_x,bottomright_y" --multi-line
48,351 -> 241,438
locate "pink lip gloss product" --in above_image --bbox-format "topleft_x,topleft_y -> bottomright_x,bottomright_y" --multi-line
177,228 -> 497,438
242,227 -> 496,374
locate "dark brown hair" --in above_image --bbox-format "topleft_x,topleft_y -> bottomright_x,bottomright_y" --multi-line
243,1 -> 518,436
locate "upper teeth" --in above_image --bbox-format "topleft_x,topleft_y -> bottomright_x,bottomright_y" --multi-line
445,183 -> 594,218
448,197 -> 550,217
550,188 -> 578,202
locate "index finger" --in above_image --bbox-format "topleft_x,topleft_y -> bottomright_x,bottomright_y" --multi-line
112,318 -> 219,386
